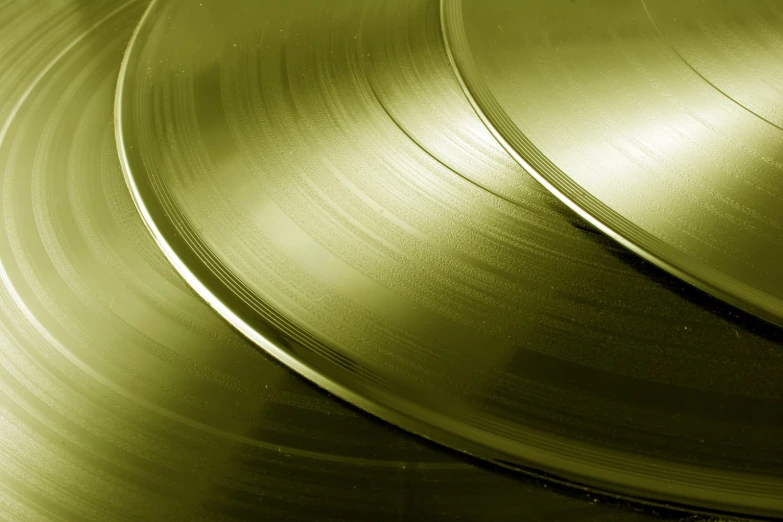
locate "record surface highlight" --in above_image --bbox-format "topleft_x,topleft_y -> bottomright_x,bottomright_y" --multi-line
116,0 -> 783,517
0,1 -> 676,520
442,0 -> 783,326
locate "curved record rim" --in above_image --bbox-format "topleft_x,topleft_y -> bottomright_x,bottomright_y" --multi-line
439,0 -> 783,329
115,1 -> 782,518
0,2 -> 690,520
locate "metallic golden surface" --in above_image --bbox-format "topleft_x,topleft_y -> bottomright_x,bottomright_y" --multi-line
0,1 -> 695,520
442,0 -> 783,326
117,0 -> 783,517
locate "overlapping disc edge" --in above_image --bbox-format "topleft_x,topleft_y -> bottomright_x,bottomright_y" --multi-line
440,0 -> 783,329
1,2 -> 669,520
113,0 -> 782,519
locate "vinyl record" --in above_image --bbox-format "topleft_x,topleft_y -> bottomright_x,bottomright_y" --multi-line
0,1 -> 689,520
116,0 -> 783,517
441,0 -> 783,327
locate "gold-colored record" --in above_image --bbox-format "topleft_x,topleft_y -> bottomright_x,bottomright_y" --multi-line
116,0 -> 783,517
442,0 -> 783,327
0,1 -> 682,520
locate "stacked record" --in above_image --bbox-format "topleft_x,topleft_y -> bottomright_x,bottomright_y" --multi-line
0,0 -> 780,520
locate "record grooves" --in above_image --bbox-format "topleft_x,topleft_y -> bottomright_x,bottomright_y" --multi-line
441,0 -> 783,327
1,1 -> 688,520
0,0 -> 780,519
116,0 -> 783,518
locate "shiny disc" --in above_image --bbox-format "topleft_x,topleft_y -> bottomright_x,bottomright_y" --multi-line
0,1 -> 680,520
442,0 -> 783,326
116,0 -> 783,517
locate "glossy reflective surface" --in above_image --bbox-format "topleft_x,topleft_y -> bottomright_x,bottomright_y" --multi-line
442,0 -> 783,326
117,0 -> 783,517
0,1 -> 695,520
